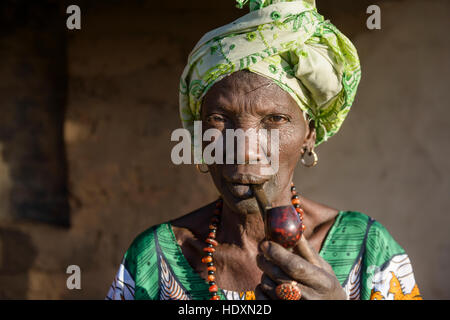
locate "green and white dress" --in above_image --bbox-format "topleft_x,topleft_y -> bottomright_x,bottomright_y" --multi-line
106,211 -> 422,300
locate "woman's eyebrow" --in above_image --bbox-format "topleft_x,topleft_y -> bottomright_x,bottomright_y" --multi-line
203,103 -> 229,114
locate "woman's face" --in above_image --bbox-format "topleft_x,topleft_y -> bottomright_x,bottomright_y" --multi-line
201,70 -> 315,214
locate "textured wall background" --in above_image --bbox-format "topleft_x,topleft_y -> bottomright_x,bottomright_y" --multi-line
0,0 -> 448,299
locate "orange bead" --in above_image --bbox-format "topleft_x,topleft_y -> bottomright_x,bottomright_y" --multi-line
207,275 -> 216,282
211,217 -> 220,224
209,284 -> 218,293
202,256 -> 213,264
206,238 -> 218,246
207,266 -> 216,272
295,207 -> 303,214
203,247 -> 215,253
209,224 -> 217,230
302,224 -> 306,231
210,295 -> 220,300
291,198 -> 301,205
208,232 -> 216,239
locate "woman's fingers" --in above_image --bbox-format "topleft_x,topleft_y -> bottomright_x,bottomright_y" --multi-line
259,273 -> 317,300
255,285 -> 270,300
256,254 -> 291,282
258,241 -> 347,300
259,241 -> 330,290
259,274 -> 279,300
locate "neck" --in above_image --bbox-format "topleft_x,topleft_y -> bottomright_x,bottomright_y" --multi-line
217,201 -> 266,249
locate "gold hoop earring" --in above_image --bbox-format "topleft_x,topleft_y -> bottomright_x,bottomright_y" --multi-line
301,149 -> 318,167
196,163 -> 209,173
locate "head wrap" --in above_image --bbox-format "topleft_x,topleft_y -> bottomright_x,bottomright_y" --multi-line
179,0 -> 361,146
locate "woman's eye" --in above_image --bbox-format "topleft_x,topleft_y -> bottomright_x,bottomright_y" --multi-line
265,115 -> 289,124
207,114 -> 226,124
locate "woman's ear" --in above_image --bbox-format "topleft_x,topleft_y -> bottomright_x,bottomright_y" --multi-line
302,120 -> 316,153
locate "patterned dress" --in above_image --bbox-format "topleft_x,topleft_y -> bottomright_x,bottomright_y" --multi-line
106,211 -> 422,300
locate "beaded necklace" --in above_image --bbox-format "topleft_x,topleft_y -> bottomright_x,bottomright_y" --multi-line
202,182 -> 305,300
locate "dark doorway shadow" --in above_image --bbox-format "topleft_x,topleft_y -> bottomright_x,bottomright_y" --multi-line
0,227 -> 37,299
0,0 -> 70,227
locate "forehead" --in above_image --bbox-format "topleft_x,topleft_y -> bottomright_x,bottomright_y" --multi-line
201,71 -> 300,115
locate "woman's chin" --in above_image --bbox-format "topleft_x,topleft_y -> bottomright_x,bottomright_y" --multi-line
221,189 -> 260,215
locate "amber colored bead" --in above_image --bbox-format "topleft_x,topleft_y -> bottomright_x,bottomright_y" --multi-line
203,247 -> 215,253
291,198 -> 301,205
208,232 -> 216,239
295,207 -> 303,213
210,295 -> 220,300
207,275 -> 216,282
209,224 -> 217,230
206,238 -> 218,246
207,266 -> 216,272
302,224 -> 306,231
209,284 -> 218,293
202,256 -> 213,264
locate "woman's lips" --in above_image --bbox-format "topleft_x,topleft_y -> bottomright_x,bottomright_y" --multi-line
223,173 -> 270,200
227,182 -> 253,199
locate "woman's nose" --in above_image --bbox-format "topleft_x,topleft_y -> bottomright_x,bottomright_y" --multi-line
225,127 -> 264,164
239,135 -> 260,164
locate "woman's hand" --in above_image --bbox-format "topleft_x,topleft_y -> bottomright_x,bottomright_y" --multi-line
255,236 -> 347,300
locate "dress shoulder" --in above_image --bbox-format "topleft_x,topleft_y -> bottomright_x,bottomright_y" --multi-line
106,222 -> 170,300
336,210 -> 405,259
336,211 -> 422,300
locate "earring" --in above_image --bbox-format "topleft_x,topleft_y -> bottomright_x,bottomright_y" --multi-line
301,148 -> 318,167
196,163 -> 209,173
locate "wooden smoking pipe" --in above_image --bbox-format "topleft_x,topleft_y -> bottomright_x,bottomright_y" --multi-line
251,184 -> 303,250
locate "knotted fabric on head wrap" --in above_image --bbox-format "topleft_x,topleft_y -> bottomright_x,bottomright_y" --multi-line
179,0 -> 361,146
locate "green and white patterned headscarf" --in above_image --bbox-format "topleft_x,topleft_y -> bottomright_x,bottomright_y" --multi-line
179,0 -> 361,146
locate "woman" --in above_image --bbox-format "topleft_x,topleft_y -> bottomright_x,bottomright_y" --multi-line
107,0 -> 422,300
